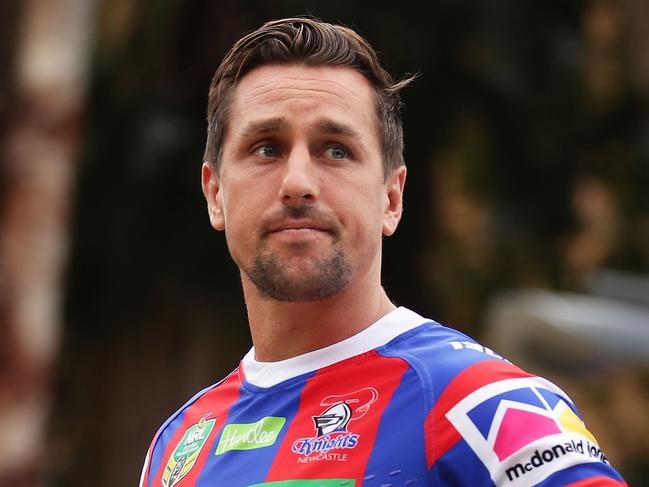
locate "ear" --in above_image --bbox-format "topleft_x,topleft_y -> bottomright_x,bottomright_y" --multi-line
201,162 -> 225,231
382,165 -> 407,236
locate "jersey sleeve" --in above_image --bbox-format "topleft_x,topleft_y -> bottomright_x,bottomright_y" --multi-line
138,436 -> 156,487
424,354 -> 627,486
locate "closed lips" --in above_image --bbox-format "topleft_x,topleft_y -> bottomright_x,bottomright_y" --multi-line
268,221 -> 330,233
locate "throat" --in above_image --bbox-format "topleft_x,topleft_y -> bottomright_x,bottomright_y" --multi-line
245,284 -> 396,362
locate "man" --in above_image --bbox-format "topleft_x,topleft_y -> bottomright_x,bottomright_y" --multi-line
140,18 -> 626,486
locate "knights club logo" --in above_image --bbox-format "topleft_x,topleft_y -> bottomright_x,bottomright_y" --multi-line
292,387 -> 378,457
314,401 -> 353,437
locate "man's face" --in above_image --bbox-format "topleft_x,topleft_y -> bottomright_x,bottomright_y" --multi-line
202,64 -> 405,302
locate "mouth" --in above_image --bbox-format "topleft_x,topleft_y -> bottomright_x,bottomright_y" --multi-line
266,220 -> 333,237
268,220 -> 331,234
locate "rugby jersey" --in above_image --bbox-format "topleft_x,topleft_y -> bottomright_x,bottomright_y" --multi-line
139,307 -> 626,486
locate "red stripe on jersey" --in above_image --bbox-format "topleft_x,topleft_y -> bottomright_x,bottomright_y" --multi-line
564,477 -> 628,487
425,359 -> 534,468
265,351 -> 408,483
150,371 -> 241,486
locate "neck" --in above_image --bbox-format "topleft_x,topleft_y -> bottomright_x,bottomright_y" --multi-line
242,264 -> 395,362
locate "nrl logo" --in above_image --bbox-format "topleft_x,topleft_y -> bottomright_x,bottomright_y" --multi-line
292,387 -> 378,458
162,414 -> 215,487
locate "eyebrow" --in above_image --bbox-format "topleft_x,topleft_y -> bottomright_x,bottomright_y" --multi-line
313,118 -> 362,140
240,117 -> 362,141
241,117 -> 289,137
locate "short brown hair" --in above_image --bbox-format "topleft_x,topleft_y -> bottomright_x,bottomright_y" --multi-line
203,17 -> 415,177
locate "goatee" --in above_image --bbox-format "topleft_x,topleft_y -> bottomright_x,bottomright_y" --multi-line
246,246 -> 352,302
240,204 -> 352,302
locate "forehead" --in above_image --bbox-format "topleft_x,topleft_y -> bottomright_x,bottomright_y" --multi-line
227,64 -> 378,137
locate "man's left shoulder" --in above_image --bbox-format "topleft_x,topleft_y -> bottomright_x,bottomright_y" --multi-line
425,356 -> 628,486
380,312 -> 627,486
378,312 -> 511,386
379,312 -> 582,432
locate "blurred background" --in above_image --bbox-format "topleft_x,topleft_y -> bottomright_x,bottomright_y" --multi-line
1,0 -> 648,485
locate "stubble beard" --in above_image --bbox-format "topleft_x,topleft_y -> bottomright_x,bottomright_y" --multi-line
244,244 -> 353,302
231,204 -> 354,302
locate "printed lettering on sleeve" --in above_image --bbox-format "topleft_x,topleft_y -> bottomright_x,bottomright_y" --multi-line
445,376 -> 609,486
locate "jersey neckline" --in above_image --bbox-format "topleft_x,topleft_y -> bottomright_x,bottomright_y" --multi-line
240,306 -> 431,388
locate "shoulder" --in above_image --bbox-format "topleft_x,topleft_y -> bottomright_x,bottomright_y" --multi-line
376,312 -> 579,442
139,369 -> 241,487
159,369 -> 239,438
378,315 -> 512,394
378,310 -> 626,486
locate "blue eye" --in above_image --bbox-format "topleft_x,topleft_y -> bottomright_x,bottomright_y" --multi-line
257,145 -> 279,158
327,146 -> 347,159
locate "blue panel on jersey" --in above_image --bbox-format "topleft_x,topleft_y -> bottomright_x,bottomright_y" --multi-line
362,367 -> 429,485
467,387 -> 546,439
538,387 -> 563,409
379,322 -> 500,402
195,378 -> 309,487
430,438 -> 494,486
534,460 -> 625,486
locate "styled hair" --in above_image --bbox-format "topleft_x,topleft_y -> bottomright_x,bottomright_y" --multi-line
203,17 -> 415,177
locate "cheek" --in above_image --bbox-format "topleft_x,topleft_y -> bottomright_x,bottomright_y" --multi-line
225,206 -> 256,239
221,176 -> 260,222
341,188 -> 385,241
223,210 -> 258,268
221,191 -> 259,245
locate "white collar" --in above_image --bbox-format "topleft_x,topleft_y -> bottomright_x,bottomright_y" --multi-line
241,306 -> 430,388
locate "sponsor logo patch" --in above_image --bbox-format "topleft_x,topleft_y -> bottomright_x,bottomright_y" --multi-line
216,416 -> 286,455
291,387 -> 378,463
162,414 -> 215,487
445,377 -> 608,486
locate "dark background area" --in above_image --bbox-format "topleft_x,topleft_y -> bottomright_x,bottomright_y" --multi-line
2,1 -> 648,485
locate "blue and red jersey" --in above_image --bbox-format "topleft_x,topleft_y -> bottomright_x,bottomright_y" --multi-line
139,307 -> 626,486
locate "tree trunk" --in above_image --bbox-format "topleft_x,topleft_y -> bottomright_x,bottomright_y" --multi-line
0,0 -> 96,484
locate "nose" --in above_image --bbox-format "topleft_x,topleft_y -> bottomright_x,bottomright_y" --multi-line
279,145 -> 318,205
